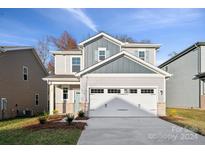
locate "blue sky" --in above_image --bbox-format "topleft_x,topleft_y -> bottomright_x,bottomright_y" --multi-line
0,8 -> 205,65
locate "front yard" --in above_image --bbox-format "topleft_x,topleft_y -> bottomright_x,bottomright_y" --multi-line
0,116 -> 84,145
162,108 -> 205,136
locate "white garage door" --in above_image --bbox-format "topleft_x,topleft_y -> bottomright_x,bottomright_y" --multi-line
89,88 -> 157,117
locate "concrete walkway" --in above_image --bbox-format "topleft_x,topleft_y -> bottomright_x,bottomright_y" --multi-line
78,117 -> 205,145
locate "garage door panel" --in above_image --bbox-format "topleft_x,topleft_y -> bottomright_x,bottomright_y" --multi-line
89,88 -> 157,117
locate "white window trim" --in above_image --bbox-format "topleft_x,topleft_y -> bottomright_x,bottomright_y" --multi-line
138,50 -> 146,61
23,66 -> 28,81
70,56 -> 81,73
98,47 -> 106,62
35,93 -> 39,106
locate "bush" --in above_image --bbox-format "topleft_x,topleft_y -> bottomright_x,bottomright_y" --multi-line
169,109 -> 177,117
38,116 -> 48,124
78,110 -> 85,118
65,114 -> 74,125
53,110 -> 59,115
38,112 -> 49,124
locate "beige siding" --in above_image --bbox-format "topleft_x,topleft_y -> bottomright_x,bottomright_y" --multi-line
80,75 -> 165,103
54,55 -> 82,74
54,84 -> 80,114
0,50 -> 48,119
55,55 -> 66,74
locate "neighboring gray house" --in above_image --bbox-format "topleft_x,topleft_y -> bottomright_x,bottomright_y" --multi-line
159,42 -> 205,109
43,32 -> 171,117
0,46 -> 48,120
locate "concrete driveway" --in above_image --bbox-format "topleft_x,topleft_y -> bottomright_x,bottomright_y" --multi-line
78,117 -> 205,145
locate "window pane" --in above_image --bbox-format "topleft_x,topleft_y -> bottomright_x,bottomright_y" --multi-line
139,51 -> 145,60
91,89 -> 104,93
72,57 -> 80,65
141,89 -> 154,94
99,55 -> 105,60
72,65 -> 80,72
63,88 -> 68,100
24,74 -> 28,80
99,50 -> 105,55
108,89 -> 121,93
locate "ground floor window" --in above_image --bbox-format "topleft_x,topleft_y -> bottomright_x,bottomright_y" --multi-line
35,94 -> 39,105
63,87 -> 68,100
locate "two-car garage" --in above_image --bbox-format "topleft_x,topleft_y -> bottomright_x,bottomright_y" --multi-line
89,87 -> 158,117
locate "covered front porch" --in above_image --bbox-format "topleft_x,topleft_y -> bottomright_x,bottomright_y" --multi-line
43,75 -> 85,115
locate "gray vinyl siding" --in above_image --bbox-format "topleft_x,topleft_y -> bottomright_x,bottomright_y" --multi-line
84,36 -> 120,68
200,46 -> 205,73
90,56 -> 156,74
80,76 -> 165,103
161,49 -> 200,108
122,47 -> 156,65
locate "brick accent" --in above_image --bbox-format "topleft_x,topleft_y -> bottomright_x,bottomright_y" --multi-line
201,95 -> 205,109
157,102 -> 166,116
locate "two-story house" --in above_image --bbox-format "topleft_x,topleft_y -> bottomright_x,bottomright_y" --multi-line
43,32 -> 171,117
159,42 -> 205,109
0,46 -> 48,120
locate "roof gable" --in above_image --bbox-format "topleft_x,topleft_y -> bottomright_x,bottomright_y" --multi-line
0,47 -> 48,75
79,32 -> 123,46
76,51 -> 171,77
89,56 -> 156,74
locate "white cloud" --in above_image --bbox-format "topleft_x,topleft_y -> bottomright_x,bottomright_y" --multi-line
65,8 -> 98,32
106,9 -> 203,33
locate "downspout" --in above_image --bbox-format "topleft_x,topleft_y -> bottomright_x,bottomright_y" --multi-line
195,43 -> 201,108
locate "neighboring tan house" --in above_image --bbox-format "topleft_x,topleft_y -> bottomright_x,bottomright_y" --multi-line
0,46 -> 48,120
43,32 -> 171,117
159,42 -> 205,109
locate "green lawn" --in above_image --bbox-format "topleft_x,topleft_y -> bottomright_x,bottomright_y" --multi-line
0,117 -> 82,145
165,108 -> 205,136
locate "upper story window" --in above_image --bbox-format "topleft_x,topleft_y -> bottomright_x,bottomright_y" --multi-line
23,66 -> 28,81
98,48 -> 106,61
138,51 -> 145,61
72,57 -> 81,73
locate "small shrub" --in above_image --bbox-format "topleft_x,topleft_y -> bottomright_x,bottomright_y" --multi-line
169,109 -> 177,117
53,110 -> 59,115
65,114 -> 74,125
38,116 -> 48,124
78,110 -> 85,118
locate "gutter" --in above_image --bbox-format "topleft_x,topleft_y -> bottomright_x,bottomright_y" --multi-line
159,42 -> 205,68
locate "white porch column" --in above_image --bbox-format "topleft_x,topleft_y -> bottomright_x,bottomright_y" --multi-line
49,84 -> 54,115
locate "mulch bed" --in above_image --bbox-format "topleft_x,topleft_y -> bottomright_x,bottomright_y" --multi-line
75,116 -> 89,120
160,116 -> 185,121
23,115 -> 87,131
24,121 -> 87,131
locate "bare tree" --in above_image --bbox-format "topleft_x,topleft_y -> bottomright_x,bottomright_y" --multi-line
114,34 -> 152,44
49,31 -> 78,50
36,36 -> 50,66
114,34 -> 136,43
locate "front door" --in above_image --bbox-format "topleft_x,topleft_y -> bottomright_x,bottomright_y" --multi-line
74,90 -> 80,113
